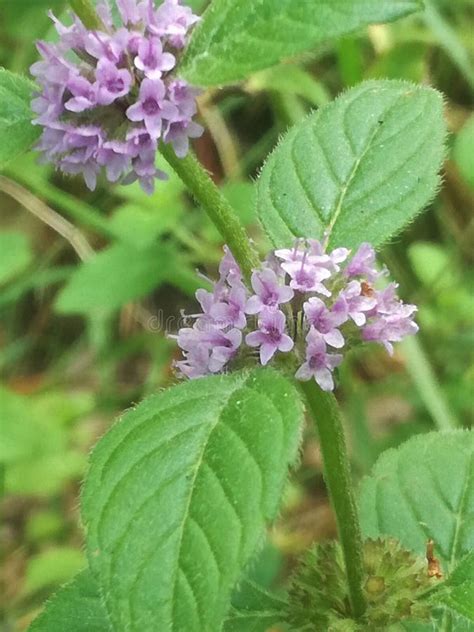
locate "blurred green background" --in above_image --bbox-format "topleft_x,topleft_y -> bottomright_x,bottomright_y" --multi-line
0,0 -> 473,629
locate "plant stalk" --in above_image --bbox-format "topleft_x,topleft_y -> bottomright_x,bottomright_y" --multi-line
301,382 -> 367,619
70,0 -> 105,30
160,144 -> 260,282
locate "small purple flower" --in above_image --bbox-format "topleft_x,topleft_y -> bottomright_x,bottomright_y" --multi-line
246,309 -> 294,366
206,328 -> 242,373
96,59 -> 133,105
333,280 -> 377,327
363,306 -> 418,355
210,285 -> 247,329
97,140 -> 131,182
163,119 -> 204,158
64,76 -> 98,113
134,37 -> 176,79
274,239 -> 305,264
116,0 -> 141,25
307,240 -> 350,273
218,246 -> 242,286
245,268 -> 294,315
151,0 -> 200,48
31,42 -> 73,85
126,78 -> 178,138
48,11 -> 89,49
345,243 -> 379,281
176,325 -> 242,376
295,329 -> 343,391
282,255 -> 331,295
363,283 -> 418,354
175,342 -> 211,379
303,297 -> 346,348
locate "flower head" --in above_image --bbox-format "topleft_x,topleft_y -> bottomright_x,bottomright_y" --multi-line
174,239 -> 418,389
31,0 -> 202,193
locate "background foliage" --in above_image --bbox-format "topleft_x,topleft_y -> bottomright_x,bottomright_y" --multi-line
0,0 -> 473,629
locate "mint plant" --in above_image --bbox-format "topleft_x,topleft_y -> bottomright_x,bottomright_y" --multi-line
0,1 -> 471,631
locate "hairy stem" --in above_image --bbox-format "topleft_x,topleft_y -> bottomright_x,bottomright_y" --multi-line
160,144 -> 260,282
70,0 -> 105,30
302,383 -> 367,619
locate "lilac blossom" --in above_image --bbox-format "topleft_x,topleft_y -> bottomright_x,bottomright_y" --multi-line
96,59 -> 133,105
175,240 -> 419,390
210,285 -> 247,329
31,0 -> 202,193
295,329 -> 343,391
281,256 -> 332,296
64,76 -> 97,113
152,0 -> 200,48
362,284 -> 418,354
333,280 -> 377,327
345,243 -> 380,281
134,37 -> 175,79
245,268 -> 294,315
126,78 -> 177,137
246,310 -> 294,366
303,297 -> 346,348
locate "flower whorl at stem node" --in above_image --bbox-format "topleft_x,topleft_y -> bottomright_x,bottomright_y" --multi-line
173,240 -> 419,389
286,538 -> 437,630
31,0 -> 203,194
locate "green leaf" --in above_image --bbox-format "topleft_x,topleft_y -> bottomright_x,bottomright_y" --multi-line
0,386 -> 42,463
247,65 -> 330,107
225,579 -> 286,632
0,386 -> 87,495
441,552 -> 474,622
0,69 -> 40,169
82,368 -> 303,632
408,241 -> 452,288
29,570 -> 111,632
22,548 -> 86,597
453,115 -> 474,189
256,80 -> 446,250
359,430 -> 474,571
0,231 -> 33,284
108,203 -> 184,249
181,0 -> 422,86
55,243 -> 172,314
225,544 -> 286,632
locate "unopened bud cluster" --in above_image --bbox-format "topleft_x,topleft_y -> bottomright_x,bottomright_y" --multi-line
174,239 -> 418,391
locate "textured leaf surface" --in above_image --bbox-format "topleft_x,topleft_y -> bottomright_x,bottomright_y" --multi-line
257,80 -> 446,250
82,368 -> 303,632
29,570 -> 111,632
225,579 -> 286,632
0,70 -> 39,168
441,552 -> 474,622
359,431 -> 474,572
181,0 -> 422,86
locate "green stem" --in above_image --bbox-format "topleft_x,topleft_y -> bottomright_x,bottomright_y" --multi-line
160,144 -> 260,282
301,383 -> 367,619
70,0 -> 105,30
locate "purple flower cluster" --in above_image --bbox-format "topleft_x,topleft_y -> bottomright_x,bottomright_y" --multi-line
174,240 -> 418,391
31,0 -> 203,193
